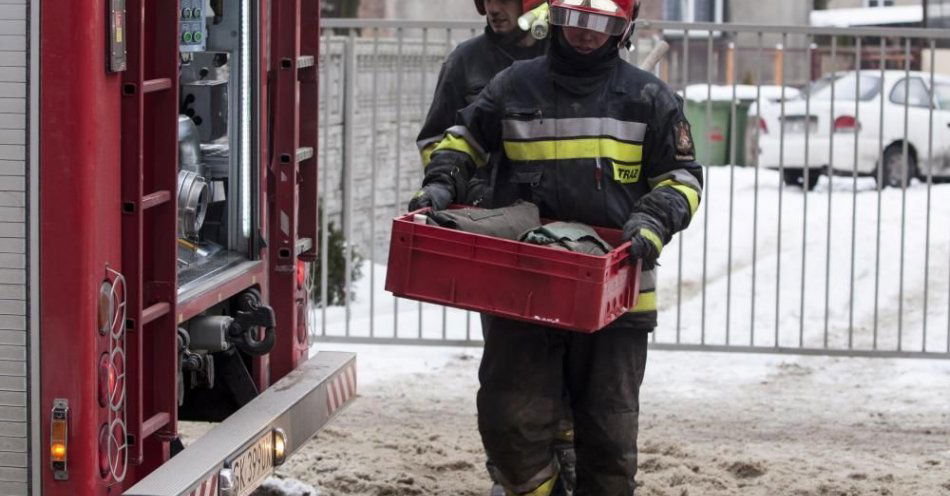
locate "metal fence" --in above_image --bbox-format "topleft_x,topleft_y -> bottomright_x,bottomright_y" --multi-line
312,18 -> 950,359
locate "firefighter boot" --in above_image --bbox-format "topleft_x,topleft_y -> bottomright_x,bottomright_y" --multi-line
495,472 -> 569,496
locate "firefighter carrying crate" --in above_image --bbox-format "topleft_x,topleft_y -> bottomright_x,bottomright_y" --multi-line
409,0 -> 704,493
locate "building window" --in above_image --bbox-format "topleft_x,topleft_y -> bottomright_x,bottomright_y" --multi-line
864,0 -> 896,7
664,0 -> 723,22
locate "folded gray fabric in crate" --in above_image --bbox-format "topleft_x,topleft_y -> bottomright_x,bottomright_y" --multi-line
520,222 -> 614,256
426,202 -> 612,256
426,201 -> 541,241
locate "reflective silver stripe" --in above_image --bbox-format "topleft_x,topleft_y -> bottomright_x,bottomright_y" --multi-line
503,117 -> 647,143
649,169 -> 703,194
549,6 -> 627,36
640,268 -> 656,292
444,124 -> 488,157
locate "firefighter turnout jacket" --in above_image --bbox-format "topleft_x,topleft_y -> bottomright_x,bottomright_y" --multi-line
422,52 -> 704,329
417,27 -> 548,168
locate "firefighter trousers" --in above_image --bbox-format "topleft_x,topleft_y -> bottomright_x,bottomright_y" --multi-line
477,316 -> 649,496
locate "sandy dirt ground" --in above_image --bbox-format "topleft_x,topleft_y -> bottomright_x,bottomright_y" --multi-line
183,343 -> 947,496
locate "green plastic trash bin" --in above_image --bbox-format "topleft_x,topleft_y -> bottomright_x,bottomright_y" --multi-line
685,99 -> 730,166
684,98 -> 753,166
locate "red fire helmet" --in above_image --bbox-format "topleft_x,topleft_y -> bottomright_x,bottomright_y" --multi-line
549,0 -> 640,36
474,0 -> 548,16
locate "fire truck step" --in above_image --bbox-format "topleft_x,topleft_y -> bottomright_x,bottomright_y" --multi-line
124,352 -> 357,496
141,190 -> 172,210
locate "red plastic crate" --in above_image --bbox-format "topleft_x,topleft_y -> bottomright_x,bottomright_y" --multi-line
385,209 -> 642,332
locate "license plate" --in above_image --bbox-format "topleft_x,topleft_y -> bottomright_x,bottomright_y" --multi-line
782,117 -> 817,134
229,432 -> 274,496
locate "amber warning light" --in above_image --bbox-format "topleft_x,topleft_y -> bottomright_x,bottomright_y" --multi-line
50,399 -> 69,480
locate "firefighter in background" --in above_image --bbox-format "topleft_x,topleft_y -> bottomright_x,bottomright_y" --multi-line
409,0 -> 704,493
416,0 -> 549,206
416,3 -> 573,494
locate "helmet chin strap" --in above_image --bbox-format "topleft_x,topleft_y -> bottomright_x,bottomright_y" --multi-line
619,21 -> 635,49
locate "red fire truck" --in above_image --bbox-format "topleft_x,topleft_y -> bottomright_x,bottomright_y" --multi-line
3,0 -> 356,494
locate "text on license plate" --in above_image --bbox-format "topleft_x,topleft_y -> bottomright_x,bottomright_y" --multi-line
230,432 -> 274,496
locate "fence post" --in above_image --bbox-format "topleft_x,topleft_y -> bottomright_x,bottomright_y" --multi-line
342,32 -> 357,335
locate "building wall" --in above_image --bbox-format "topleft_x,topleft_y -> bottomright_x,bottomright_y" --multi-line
728,0 -> 811,84
389,0 -> 482,20
639,1 -> 664,20
923,47 -> 950,76
357,0 -> 384,18
825,0 -> 920,9
729,0 -> 810,24
359,0 -> 482,20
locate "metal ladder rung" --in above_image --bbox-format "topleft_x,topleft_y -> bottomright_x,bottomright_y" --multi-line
296,147 -> 314,163
141,190 -> 172,210
297,55 -> 315,69
296,237 -> 313,256
141,302 -> 171,326
141,412 -> 171,438
142,78 -> 173,94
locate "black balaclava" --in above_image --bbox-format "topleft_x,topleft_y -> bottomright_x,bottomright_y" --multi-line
549,26 -> 620,77
548,26 -> 620,95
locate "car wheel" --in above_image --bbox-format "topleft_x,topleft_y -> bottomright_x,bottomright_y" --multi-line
783,169 -> 820,191
880,146 -> 918,189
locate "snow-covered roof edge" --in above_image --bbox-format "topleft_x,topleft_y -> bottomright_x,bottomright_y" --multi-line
810,5 -> 923,28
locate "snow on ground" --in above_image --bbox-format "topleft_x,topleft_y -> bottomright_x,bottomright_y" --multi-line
280,343 -> 950,495
271,167 -> 950,495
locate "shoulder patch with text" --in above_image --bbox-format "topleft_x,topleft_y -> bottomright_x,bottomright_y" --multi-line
613,162 -> 642,184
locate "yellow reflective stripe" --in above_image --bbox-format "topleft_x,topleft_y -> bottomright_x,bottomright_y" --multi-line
630,291 -> 656,313
433,134 -> 487,168
505,476 -> 558,496
420,142 -> 438,167
655,179 -> 700,216
504,138 -> 643,163
639,228 -> 663,255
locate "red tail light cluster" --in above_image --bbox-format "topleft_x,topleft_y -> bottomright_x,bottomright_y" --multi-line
98,354 -> 111,408
98,424 -> 110,478
834,115 -> 861,133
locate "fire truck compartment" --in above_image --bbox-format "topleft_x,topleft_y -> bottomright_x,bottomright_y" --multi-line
175,0 -> 260,294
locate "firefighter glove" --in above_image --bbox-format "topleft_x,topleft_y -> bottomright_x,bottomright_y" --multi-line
408,182 -> 454,212
623,213 -> 664,270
